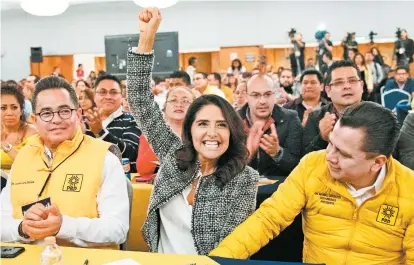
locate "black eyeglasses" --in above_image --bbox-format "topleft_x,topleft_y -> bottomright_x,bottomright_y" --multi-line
35,108 -> 76,122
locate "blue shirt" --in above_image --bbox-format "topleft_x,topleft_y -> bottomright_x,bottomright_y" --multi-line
23,99 -> 32,120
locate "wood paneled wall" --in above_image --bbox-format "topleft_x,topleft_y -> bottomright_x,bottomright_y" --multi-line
94,56 -> 106,72
30,55 -> 74,81
179,42 -> 414,77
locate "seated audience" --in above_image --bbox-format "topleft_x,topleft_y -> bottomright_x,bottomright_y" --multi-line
320,52 -> 333,77
169,71 -> 191,88
227,74 -> 238,92
1,76 -> 129,248
233,81 -> 247,111
1,84 -> 38,170
128,9 -> 259,255
239,73 -> 302,177
208,72 -> 234,103
354,53 -> 373,100
302,60 -> 364,156
211,102 -> 414,265
397,112 -> 414,170
227,58 -> 246,75
384,66 -> 414,97
152,76 -> 168,109
284,69 -> 329,127
365,52 -> 384,88
85,74 -> 141,173
193,72 -> 225,98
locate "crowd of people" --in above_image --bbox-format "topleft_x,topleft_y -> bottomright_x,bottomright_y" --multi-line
1,7 -> 414,265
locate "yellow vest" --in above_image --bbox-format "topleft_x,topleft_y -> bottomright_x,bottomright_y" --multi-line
10,128 -> 115,248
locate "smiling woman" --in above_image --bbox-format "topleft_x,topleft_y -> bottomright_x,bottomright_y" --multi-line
127,8 -> 259,256
1,84 -> 38,170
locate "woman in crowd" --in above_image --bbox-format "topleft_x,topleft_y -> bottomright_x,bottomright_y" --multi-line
354,53 -> 373,100
78,88 -> 96,113
227,59 -> 246,74
233,81 -> 247,111
1,84 -> 37,170
226,74 -> 238,92
75,79 -> 90,96
128,8 -> 259,255
371,47 -> 384,66
137,86 -> 195,178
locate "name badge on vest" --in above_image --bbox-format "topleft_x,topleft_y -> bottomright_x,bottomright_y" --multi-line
21,197 -> 51,216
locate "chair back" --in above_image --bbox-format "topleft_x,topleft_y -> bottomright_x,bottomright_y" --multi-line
127,183 -> 153,251
120,179 -> 133,250
381,89 -> 411,111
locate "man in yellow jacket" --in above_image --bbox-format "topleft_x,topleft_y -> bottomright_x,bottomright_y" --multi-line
211,100 -> 414,264
1,76 -> 129,248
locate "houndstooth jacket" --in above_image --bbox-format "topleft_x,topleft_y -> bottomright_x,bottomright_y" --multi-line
126,49 -> 259,255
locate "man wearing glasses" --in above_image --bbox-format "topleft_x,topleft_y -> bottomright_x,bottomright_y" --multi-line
302,60 -> 364,156
239,73 -> 302,178
1,76 -> 129,248
85,74 -> 141,173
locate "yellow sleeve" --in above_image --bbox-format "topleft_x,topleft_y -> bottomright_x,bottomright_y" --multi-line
209,154 -> 310,259
404,221 -> 414,264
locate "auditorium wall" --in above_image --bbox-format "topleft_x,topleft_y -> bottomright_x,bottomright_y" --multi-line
1,1 -> 414,80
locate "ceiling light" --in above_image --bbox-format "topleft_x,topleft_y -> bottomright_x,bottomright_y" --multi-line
21,0 -> 69,16
132,0 -> 178,9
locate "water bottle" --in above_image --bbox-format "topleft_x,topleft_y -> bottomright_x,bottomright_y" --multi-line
40,236 -> 63,265
122,158 -> 131,180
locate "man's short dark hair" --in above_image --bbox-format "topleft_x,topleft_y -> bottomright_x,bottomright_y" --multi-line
325,60 -> 361,86
300,69 -> 324,84
340,102 -> 400,157
78,64 -> 83,67
242,72 -> 252,79
395,66 -> 409,73
196,72 -> 208,79
188,57 -> 197,66
94,73 -> 122,89
323,51 -> 333,60
211,72 -> 222,86
170,71 -> 191,86
32,76 -> 79,112
153,76 -> 165,85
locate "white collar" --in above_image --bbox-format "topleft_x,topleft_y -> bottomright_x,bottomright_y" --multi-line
346,165 -> 386,195
102,106 -> 124,128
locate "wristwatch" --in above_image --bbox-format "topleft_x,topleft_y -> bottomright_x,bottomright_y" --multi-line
2,143 -> 12,153
18,222 -> 30,239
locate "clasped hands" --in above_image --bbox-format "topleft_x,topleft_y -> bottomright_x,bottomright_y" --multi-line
21,203 -> 63,240
247,122 -> 280,160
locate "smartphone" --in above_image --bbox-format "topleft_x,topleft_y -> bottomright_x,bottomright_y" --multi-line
1,246 -> 25,258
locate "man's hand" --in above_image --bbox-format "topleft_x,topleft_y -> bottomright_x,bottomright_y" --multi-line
302,108 -> 313,128
247,121 -> 264,160
260,123 -> 280,157
23,203 -> 49,222
319,112 -> 336,141
85,107 -> 104,135
22,204 -> 63,240
136,8 -> 162,53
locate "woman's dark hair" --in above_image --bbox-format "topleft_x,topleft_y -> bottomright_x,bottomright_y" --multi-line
226,74 -> 238,89
1,83 -> 26,123
175,95 -> 249,188
5,80 -> 24,94
79,88 -> 96,109
76,79 -> 91,89
231,59 -> 243,71
353,53 -> 366,67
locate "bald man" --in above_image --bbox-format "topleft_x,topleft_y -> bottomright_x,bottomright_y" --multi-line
239,74 -> 303,178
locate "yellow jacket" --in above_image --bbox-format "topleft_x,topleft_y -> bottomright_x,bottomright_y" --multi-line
210,151 -> 414,265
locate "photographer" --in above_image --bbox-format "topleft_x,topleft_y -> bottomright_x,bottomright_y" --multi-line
394,29 -> 414,69
316,31 -> 333,70
343,32 -> 358,60
290,31 -> 306,76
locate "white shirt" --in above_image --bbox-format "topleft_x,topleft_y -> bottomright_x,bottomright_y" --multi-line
186,66 -> 196,85
158,185 -> 197,255
227,66 -> 246,74
1,151 -> 130,247
346,165 -> 386,207
98,106 -> 124,139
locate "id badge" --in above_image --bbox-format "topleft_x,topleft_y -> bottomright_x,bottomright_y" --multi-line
21,197 -> 51,216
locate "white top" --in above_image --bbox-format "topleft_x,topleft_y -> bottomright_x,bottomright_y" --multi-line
346,165 -> 386,207
158,185 -> 197,255
186,65 -> 196,84
227,66 -> 246,74
1,151 -> 130,247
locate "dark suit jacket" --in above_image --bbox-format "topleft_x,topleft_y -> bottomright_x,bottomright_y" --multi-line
283,96 -> 329,122
239,104 -> 303,177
